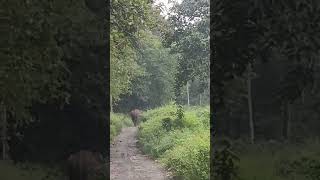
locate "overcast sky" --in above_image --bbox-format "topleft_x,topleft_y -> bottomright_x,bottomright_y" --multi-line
153,0 -> 182,18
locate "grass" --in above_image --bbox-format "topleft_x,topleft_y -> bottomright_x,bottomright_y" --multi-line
0,160 -> 63,180
110,112 -> 133,141
236,139 -> 320,180
138,103 -> 210,180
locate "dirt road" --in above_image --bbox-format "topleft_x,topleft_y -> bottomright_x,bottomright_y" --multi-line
110,127 -> 170,180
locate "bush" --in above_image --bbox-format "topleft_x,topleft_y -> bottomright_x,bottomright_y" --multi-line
161,130 -> 210,180
110,113 -> 133,141
138,103 -> 210,179
212,139 -> 240,180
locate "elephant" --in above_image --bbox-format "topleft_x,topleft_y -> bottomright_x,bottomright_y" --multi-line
67,150 -> 105,180
129,109 -> 142,126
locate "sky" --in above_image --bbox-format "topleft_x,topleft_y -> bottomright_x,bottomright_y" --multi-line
153,0 -> 182,18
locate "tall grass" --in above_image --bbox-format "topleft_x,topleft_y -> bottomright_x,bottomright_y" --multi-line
110,113 -> 133,141
138,103 -> 210,180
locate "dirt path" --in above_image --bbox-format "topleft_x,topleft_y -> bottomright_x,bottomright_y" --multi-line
110,127 -> 170,180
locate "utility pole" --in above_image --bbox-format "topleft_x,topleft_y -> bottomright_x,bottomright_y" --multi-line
247,63 -> 255,144
187,82 -> 190,106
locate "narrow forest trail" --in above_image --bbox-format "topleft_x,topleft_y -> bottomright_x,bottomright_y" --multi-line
110,127 -> 170,180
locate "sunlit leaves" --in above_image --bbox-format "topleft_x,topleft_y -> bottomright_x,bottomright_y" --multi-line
110,29 -> 144,101
133,31 -> 178,108
110,0 -> 162,102
166,0 -> 210,101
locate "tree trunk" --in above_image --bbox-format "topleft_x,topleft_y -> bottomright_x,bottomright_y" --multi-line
286,102 -> 292,139
281,103 -> 286,139
247,64 -> 255,144
199,94 -> 202,106
301,89 -> 305,104
1,102 -> 7,160
282,102 -> 292,140
187,82 -> 190,106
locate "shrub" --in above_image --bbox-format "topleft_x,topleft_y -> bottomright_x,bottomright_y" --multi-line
212,139 -> 240,180
110,113 -> 132,141
161,130 -> 210,180
138,104 -> 210,179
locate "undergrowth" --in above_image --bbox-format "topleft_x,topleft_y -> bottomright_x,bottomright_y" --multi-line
110,113 -> 133,141
138,103 -> 210,180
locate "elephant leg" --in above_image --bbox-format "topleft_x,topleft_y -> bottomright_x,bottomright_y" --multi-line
133,117 -> 137,126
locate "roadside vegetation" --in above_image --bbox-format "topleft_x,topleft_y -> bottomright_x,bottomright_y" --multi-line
138,103 -> 210,180
110,113 -> 133,141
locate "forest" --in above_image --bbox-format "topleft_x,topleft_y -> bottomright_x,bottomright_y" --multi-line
2,0 -> 320,180
212,0 -> 320,180
1,0 -> 108,179
110,0 -> 210,179
0,0 -> 211,179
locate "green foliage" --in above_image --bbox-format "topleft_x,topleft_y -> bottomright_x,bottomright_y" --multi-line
210,0 -> 320,179
132,31 -> 178,108
113,30 -> 178,111
212,140 -> 240,180
165,0 -> 210,102
183,77 -> 210,106
211,0 -> 320,107
110,0 -> 163,102
110,30 -> 143,101
138,104 -> 209,179
110,113 -> 133,141
2,0 -> 109,162
0,0 -> 71,121
161,130 -> 209,180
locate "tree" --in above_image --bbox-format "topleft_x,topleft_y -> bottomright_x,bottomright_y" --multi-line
256,0 -> 320,140
110,0 -> 162,108
165,0 -> 210,104
211,0 -> 320,140
4,0 -> 109,162
113,30 -> 178,111
247,64 -> 255,144
1,0 -> 71,159
110,30 -> 143,103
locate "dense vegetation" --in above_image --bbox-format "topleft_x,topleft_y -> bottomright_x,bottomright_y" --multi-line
1,0 -> 209,179
211,0 -> 320,179
9,0 -> 320,179
110,113 -> 132,141
138,104 -> 209,180
1,0 -> 107,178
212,0 -> 320,141
110,0 -> 210,179
1,0 -> 108,161
2,0 -> 210,177
112,0 -> 210,113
